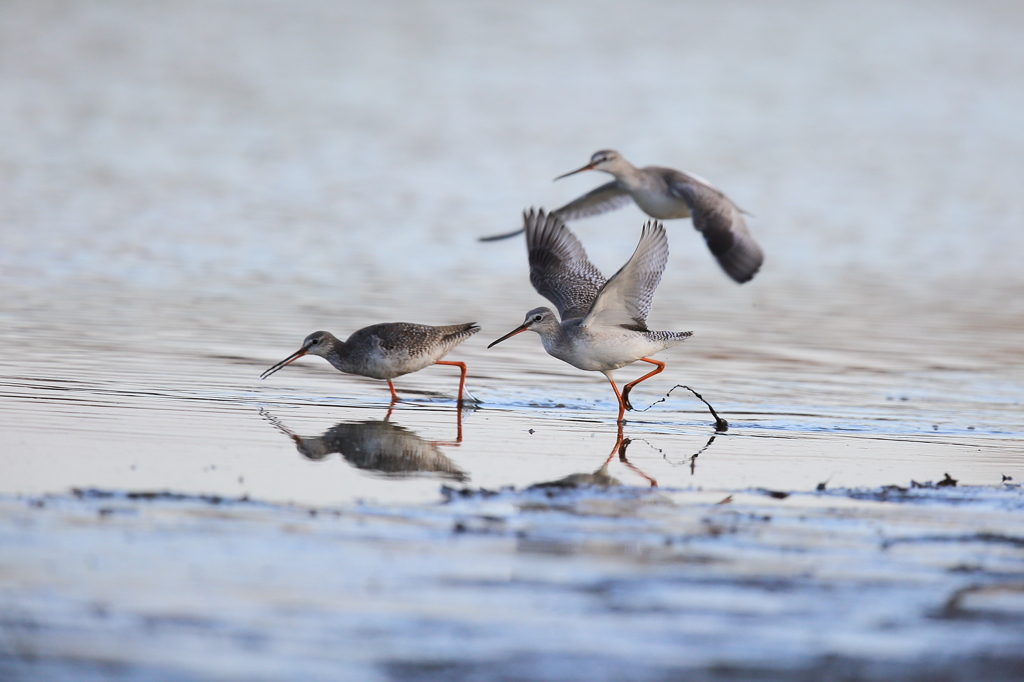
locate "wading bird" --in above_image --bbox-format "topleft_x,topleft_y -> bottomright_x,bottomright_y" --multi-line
261,322 -> 479,404
489,209 -> 691,422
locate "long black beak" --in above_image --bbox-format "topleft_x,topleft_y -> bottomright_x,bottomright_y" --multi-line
260,347 -> 308,380
553,162 -> 596,181
487,324 -> 530,348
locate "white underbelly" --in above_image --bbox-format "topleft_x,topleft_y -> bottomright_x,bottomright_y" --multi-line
549,329 -> 663,372
346,352 -> 437,380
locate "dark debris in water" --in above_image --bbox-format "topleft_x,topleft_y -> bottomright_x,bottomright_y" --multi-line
910,473 -> 958,488
440,485 -> 508,502
821,483 -> 1024,510
440,483 -> 661,506
938,583 -> 1024,621
382,652 -> 1024,682
72,488 -> 240,505
882,533 -> 1024,551
757,489 -> 790,499
636,384 -> 729,432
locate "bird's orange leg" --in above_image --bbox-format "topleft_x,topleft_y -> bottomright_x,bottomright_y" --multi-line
604,373 -> 627,422
433,360 -> 468,404
386,379 -> 399,405
621,358 -> 665,411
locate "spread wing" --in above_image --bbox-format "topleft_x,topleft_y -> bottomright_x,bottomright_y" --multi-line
524,208 -> 606,320
582,220 -> 668,330
665,170 -> 764,283
479,180 -> 633,241
553,180 -> 634,221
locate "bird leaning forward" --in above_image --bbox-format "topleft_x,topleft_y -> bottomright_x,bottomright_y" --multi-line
488,208 -> 691,422
261,322 -> 479,404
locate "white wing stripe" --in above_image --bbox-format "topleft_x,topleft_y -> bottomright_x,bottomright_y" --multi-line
582,221 -> 668,330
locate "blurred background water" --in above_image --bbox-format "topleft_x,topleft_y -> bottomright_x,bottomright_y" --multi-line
1,1 -> 1023,679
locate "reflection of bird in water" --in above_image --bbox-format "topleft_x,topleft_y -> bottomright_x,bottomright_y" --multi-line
481,149 -> 763,284
260,322 -> 479,404
529,424 -> 656,489
537,465 -> 622,489
489,209 -> 691,422
261,410 -> 468,482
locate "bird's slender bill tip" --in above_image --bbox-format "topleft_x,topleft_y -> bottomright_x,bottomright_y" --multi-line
553,163 -> 595,181
487,326 -> 529,348
259,349 -> 307,380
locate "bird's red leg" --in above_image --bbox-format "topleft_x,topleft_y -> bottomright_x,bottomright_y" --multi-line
387,379 -> 399,404
433,360 -> 468,404
621,358 -> 665,411
605,373 -> 626,422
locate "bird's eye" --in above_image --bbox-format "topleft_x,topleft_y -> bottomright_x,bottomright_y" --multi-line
533,315 -> 542,322
310,338 -> 319,345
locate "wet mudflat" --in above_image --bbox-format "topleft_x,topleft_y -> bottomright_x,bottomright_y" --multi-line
3,484 -> 1024,681
2,0 -> 1024,680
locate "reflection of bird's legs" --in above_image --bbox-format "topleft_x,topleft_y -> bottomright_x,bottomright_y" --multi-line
384,405 -> 395,422
386,380 -> 399,405
600,424 -> 656,486
622,358 -> 665,411
603,422 -> 627,466
433,403 -> 464,447
433,360 -> 468,404
603,371 -> 627,422
455,403 -> 462,443
619,450 -> 658,487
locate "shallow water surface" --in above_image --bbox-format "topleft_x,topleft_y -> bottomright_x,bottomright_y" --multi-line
1,0 -> 1023,679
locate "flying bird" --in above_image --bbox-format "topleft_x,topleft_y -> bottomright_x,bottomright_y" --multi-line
481,149 -> 764,283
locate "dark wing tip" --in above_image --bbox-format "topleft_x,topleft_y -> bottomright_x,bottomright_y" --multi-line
718,239 -> 764,283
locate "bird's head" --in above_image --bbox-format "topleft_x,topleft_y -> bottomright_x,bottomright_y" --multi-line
260,331 -> 338,380
300,331 -> 337,359
554,149 -> 628,180
488,307 -> 560,347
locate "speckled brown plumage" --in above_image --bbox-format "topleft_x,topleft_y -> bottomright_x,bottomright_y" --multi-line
261,322 -> 479,402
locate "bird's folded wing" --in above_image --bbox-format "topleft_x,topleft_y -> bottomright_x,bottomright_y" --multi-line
525,208 -> 606,320
553,180 -> 634,220
583,220 -> 668,330
666,170 -> 764,283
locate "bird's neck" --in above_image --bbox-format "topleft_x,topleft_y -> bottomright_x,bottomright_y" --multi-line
606,162 -> 644,189
537,322 -> 570,355
322,341 -> 351,372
